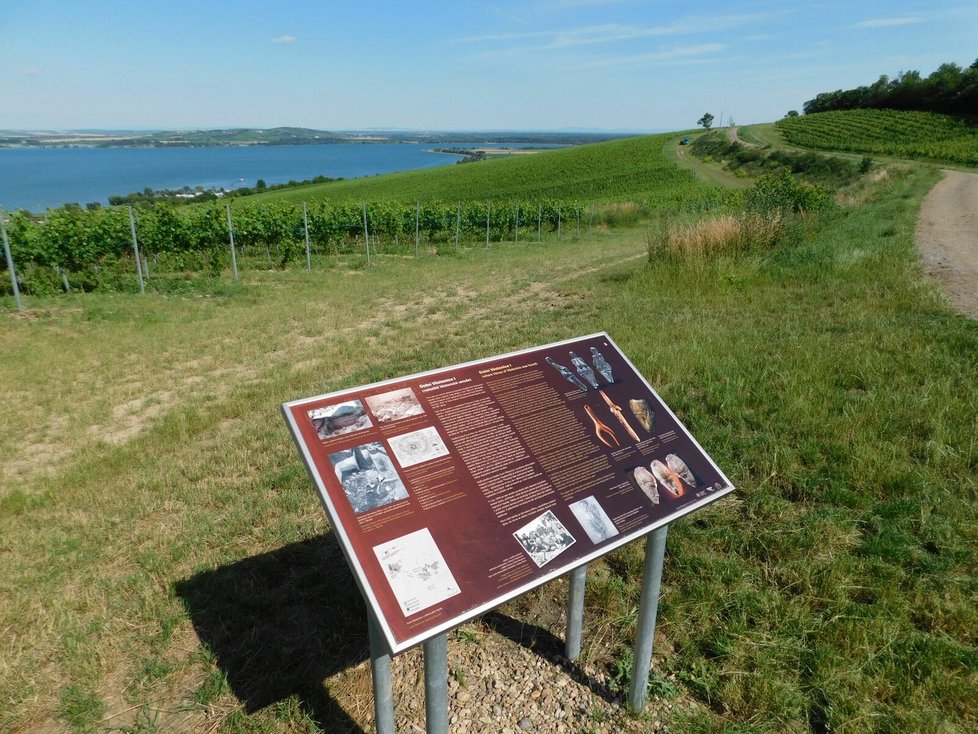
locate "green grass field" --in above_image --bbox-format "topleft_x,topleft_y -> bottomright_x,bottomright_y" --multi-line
2,134 -> 977,733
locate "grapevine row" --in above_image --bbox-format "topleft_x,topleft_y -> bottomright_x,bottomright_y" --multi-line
777,109 -> 978,166
1,199 -> 605,294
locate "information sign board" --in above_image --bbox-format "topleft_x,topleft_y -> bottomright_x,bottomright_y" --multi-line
282,333 -> 733,654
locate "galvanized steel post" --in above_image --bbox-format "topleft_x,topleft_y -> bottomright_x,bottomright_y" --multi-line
128,206 -> 145,294
368,615 -> 396,734
0,209 -> 23,311
423,633 -> 449,734
565,564 -> 587,660
627,525 -> 668,712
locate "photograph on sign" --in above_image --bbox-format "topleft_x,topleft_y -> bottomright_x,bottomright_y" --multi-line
365,387 -> 426,423
329,442 -> 408,514
569,496 -> 619,544
309,400 -> 372,440
283,332 -> 735,653
513,510 -> 577,568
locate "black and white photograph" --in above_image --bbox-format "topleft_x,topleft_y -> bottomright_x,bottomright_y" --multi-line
513,510 -> 576,567
308,400 -> 372,440
365,387 -> 426,423
387,426 -> 450,468
569,496 -> 619,544
329,442 -> 409,514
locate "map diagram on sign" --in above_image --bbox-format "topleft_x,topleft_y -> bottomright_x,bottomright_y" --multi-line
373,528 -> 461,616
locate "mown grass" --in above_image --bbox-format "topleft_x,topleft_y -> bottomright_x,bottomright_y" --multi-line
1,163 -> 976,733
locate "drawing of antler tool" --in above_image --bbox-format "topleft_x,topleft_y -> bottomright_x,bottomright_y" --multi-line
584,405 -> 619,448
599,391 -> 641,442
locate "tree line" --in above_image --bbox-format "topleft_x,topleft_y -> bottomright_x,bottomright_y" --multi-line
802,59 -> 978,117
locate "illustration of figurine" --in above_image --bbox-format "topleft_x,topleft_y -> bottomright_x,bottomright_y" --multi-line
569,351 -> 599,389
590,347 -> 614,384
546,356 -> 589,392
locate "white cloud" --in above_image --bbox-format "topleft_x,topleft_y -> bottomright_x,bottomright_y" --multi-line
271,35 -> 297,44
453,11 -> 789,49
576,42 -> 725,70
852,17 -> 924,29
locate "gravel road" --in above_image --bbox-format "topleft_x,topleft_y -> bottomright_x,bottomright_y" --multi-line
915,170 -> 978,319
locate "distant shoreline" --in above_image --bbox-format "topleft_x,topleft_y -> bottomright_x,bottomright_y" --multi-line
0,127 -> 632,150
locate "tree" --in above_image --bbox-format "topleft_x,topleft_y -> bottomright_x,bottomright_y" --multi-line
697,113 -> 714,129
256,178 -> 267,191
785,110 -> 800,118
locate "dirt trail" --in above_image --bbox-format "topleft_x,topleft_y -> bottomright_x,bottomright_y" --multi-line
915,170 -> 978,319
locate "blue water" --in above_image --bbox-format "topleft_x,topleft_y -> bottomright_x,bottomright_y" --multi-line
0,143 -> 484,212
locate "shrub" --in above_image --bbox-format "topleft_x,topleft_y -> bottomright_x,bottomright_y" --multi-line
744,172 -> 833,217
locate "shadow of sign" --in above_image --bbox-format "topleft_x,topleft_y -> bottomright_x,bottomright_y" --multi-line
174,535 -> 370,732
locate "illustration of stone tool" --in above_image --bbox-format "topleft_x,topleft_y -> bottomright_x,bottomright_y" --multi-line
569,351 -> 600,389
545,356 -> 590,392
590,347 -> 614,384
628,398 -> 655,434
584,405 -> 619,447
598,390 -> 641,442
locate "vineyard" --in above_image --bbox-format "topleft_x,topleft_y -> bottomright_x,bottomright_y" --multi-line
777,109 -> 978,166
256,133 -> 708,204
2,133 -> 729,298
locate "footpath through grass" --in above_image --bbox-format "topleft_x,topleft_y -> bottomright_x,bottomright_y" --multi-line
1,165 -> 976,732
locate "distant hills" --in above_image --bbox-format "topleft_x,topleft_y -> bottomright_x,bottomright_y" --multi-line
0,127 -> 630,148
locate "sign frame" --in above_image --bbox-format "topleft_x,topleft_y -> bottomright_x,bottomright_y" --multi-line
282,332 -> 734,655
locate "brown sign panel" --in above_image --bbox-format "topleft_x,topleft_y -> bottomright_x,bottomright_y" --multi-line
282,333 -> 733,654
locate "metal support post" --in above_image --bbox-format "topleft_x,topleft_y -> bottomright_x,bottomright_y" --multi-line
423,633 -> 449,734
303,202 -> 311,270
0,209 -> 23,311
628,525 -> 668,712
565,564 -> 587,660
415,201 -> 420,257
128,206 -> 145,294
368,615 -> 396,734
362,202 -> 371,265
225,204 -> 239,281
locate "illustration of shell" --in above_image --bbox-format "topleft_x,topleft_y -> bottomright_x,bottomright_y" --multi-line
665,453 -> 696,487
632,466 -> 659,504
650,459 -> 684,498
628,398 -> 655,434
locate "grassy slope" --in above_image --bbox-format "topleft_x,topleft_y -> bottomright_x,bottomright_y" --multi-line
252,133 -> 714,205
2,141 -> 977,732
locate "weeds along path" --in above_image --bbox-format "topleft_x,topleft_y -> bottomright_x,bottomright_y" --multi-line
915,169 -> 978,319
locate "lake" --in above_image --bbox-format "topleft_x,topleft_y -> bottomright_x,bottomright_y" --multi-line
0,143 -> 495,212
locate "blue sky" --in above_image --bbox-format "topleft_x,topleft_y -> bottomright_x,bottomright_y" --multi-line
2,1 -> 976,132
